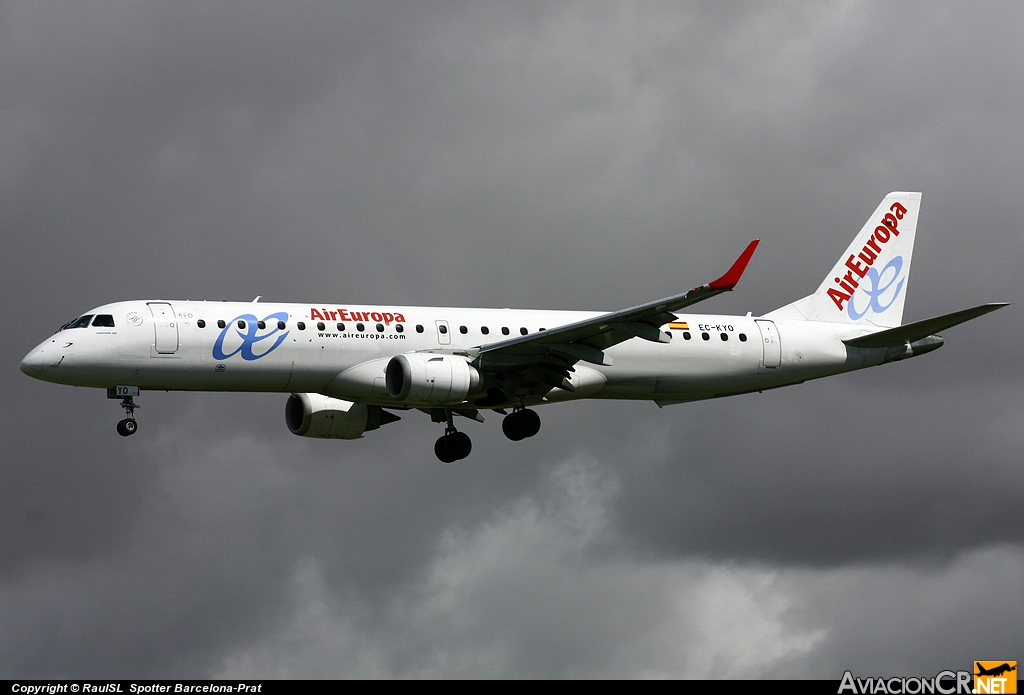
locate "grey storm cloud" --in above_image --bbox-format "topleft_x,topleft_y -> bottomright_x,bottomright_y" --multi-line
1,0 -> 1021,678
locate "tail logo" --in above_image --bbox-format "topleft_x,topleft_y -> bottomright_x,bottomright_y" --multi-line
847,256 -> 905,320
828,201 -> 908,313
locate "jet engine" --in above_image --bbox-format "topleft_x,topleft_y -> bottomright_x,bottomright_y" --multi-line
285,393 -> 399,439
385,353 -> 482,405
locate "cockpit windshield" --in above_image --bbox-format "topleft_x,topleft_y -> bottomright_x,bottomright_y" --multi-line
60,315 -> 94,331
92,315 -> 115,327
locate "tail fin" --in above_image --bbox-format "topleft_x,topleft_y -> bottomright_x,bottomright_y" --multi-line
766,192 -> 922,327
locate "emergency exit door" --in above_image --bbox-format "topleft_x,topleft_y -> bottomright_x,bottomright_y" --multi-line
755,319 -> 781,370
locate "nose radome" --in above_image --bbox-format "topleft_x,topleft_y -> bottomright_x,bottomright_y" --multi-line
20,348 -> 47,375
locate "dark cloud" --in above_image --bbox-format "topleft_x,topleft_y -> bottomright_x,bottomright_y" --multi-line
1,0 -> 1021,678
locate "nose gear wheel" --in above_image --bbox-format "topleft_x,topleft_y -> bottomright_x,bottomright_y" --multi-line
116,395 -> 139,437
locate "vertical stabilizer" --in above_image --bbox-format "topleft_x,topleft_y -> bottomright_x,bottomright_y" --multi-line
766,192 -> 921,328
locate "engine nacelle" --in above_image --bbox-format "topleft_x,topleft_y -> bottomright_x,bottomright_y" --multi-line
285,393 -> 399,439
385,353 -> 482,405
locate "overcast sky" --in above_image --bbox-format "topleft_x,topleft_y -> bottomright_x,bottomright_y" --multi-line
2,0 -> 1022,679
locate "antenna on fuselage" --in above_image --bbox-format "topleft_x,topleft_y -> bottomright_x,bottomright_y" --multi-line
253,296 -> 261,303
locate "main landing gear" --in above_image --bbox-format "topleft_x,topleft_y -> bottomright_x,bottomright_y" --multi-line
116,395 -> 139,437
434,410 -> 472,463
502,407 -> 541,441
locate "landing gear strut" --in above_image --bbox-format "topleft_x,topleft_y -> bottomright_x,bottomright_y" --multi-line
116,396 -> 139,437
434,409 -> 472,463
502,405 -> 540,441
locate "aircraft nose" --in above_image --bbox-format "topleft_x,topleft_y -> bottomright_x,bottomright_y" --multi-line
20,347 -> 47,376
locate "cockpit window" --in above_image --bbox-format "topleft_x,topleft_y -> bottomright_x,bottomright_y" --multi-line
66,315 -> 94,329
92,315 -> 115,327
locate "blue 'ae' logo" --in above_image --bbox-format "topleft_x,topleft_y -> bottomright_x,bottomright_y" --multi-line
848,256 -> 905,320
213,312 -> 290,361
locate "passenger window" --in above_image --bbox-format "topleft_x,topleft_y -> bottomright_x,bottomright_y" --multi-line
317,322 -> 325,331
258,320 -> 266,330
356,323 -> 365,332
297,322 -> 306,330
337,322 -> 345,331
396,324 -> 403,333
416,325 -> 424,333
278,320 -> 287,330
68,315 -> 94,329
739,333 -> 747,342
197,319 -> 206,328
92,315 -> 115,327
520,327 -> 528,335
459,325 -> 468,334
376,324 -> 384,332
683,332 -> 691,340
720,333 -> 728,341
701,332 -> 710,341
217,320 -> 226,329
237,320 -> 247,329
439,325 -> 448,334
502,327 -> 510,335
481,326 -> 489,335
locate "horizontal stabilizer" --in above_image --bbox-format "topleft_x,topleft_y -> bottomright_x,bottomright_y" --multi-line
844,303 -> 1009,348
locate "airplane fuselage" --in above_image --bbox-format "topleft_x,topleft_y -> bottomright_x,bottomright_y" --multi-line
21,299 -> 886,407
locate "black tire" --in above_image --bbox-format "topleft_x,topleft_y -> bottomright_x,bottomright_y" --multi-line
521,409 -> 541,438
450,431 -> 472,460
502,413 -> 527,441
434,435 -> 458,463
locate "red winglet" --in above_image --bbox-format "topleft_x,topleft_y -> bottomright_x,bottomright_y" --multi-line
707,239 -> 759,291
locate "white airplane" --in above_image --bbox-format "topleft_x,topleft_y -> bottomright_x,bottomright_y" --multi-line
20,193 -> 1007,462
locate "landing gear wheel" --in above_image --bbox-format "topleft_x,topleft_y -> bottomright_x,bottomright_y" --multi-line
450,431 -> 472,459
502,413 -> 527,441
520,409 -> 541,438
434,431 -> 472,463
502,409 -> 541,441
434,436 -> 456,463
116,418 -> 138,437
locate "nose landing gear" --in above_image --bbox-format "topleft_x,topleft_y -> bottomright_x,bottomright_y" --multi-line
502,407 -> 540,441
107,386 -> 141,437
434,409 -> 472,462
115,395 -> 139,437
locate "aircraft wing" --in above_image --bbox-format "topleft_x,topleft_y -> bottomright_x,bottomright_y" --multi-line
475,240 -> 759,369
843,303 -> 1009,348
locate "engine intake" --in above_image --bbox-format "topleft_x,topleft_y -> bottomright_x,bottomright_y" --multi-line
285,393 -> 399,439
385,353 -> 482,405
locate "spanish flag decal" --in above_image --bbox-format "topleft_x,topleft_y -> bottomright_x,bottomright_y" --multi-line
668,322 -> 689,330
